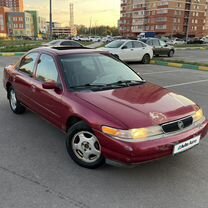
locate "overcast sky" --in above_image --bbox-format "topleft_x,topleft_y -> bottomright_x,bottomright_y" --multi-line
25,0 -> 120,27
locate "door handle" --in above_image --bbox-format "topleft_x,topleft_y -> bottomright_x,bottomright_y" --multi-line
31,85 -> 36,92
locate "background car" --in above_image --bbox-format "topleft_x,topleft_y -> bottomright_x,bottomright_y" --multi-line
187,37 -> 204,44
100,39 -> 153,64
89,36 -> 101,42
42,40 -> 85,48
141,38 -> 175,57
167,38 -> 185,45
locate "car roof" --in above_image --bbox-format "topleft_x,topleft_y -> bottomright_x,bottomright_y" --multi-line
48,39 -> 77,43
112,39 -> 141,42
141,38 -> 158,40
29,47 -> 108,56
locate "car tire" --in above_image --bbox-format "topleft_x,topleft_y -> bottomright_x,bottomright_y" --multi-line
8,86 -> 26,114
66,121 -> 105,169
141,54 -> 150,64
168,50 -> 174,57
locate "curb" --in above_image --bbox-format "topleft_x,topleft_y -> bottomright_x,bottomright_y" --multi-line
150,60 -> 208,71
0,52 -> 25,57
175,47 -> 208,50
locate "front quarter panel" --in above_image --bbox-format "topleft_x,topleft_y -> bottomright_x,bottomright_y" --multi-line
60,91 -> 127,132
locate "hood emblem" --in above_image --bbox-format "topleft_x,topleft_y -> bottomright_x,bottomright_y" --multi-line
150,112 -> 167,123
177,121 -> 184,130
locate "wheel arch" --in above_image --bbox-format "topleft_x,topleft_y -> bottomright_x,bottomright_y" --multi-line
65,115 -> 91,133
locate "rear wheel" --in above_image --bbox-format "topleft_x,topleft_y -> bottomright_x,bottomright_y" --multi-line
66,121 -> 105,169
8,87 -> 25,114
168,50 -> 174,57
141,54 -> 150,64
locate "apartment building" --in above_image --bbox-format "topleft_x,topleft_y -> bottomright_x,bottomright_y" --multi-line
0,0 -> 24,12
0,6 -> 10,37
119,0 -> 208,38
7,11 -> 34,37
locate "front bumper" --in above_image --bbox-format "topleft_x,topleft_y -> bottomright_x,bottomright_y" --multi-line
95,120 -> 208,165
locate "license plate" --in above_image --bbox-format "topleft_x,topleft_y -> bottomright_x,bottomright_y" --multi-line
173,135 -> 200,155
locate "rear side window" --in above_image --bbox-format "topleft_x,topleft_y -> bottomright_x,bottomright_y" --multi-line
152,39 -> 160,46
19,53 -> 39,76
146,40 -> 153,46
133,41 -> 145,48
124,41 -> 133,49
36,54 -> 58,82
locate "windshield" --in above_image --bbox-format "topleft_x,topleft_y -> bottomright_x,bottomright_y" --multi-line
105,40 -> 126,48
140,39 -> 147,43
60,54 -> 143,91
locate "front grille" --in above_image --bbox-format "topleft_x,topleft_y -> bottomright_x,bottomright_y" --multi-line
161,116 -> 193,133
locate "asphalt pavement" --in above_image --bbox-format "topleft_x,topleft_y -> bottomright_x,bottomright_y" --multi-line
0,57 -> 208,208
163,49 -> 208,64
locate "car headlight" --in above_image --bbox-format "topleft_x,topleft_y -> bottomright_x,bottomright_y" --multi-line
192,108 -> 205,123
101,126 -> 163,142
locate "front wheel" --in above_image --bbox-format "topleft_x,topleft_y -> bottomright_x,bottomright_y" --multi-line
8,87 -> 26,114
168,50 -> 174,57
141,54 -> 150,64
66,121 -> 105,169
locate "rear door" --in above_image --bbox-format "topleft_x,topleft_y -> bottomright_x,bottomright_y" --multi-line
159,40 -> 169,55
132,41 -> 147,61
31,53 -> 64,128
13,52 -> 39,108
151,39 -> 161,55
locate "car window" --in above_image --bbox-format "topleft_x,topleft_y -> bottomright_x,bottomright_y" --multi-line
146,40 -> 152,46
105,40 -> 126,48
60,54 -> 142,88
152,39 -> 160,46
159,40 -> 166,46
60,41 -> 82,47
123,41 -> 133,49
36,54 -> 58,83
133,41 -> 145,48
19,53 -> 39,76
48,40 -> 60,46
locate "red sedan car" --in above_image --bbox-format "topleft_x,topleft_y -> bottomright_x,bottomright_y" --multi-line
3,47 -> 208,169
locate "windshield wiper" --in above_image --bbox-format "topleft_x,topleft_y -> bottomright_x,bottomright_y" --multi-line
106,80 -> 146,87
70,83 -> 105,89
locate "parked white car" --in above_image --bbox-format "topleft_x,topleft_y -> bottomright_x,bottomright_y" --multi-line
73,36 -> 89,41
201,37 -> 208,44
99,39 -> 153,64
89,36 -> 101,42
102,36 -> 114,43
167,38 -> 185,45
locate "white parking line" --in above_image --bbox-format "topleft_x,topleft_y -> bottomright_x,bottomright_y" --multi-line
164,79 -> 208,88
141,70 -> 178,75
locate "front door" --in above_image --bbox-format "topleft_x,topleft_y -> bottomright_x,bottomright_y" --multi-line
31,54 -> 64,129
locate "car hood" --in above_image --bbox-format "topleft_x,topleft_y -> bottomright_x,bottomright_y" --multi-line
75,83 -> 197,129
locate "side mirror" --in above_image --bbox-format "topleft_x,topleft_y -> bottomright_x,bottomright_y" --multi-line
121,46 -> 128,49
42,81 -> 58,90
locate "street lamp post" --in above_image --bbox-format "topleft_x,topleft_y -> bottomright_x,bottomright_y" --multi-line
49,0 -> 52,40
